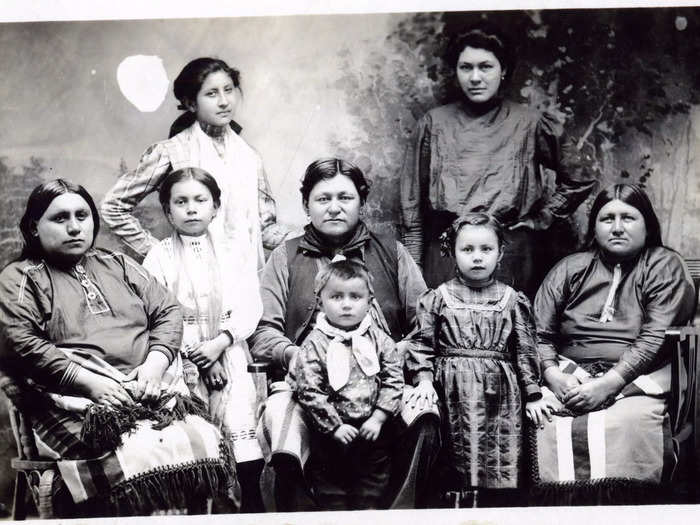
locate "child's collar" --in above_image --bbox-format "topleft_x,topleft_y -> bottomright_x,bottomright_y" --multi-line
315,312 -> 372,340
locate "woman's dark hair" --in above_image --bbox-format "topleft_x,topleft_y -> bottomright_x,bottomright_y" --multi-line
300,158 -> 371,206
169,57 -> 241,138
439,212 -> 506,257
446,22 -> 514,86
19,179 -> 100,260
158,167 -> 222,213
585,183 -> 663,249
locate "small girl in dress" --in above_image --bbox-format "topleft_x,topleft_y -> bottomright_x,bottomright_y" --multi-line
405,213 -> 555,507
142,167 -> 265,512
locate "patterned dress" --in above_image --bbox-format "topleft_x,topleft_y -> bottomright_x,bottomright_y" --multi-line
406,278 -> 541,489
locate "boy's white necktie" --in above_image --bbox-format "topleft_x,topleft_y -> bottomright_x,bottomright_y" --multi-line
315,313 -> 380,391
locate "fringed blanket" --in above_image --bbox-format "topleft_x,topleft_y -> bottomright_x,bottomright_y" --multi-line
15,348 -> 236,515
256,382 -> 439,469
530,357 -> 681,504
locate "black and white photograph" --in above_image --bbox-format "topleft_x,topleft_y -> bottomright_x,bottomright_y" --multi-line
0,1 -> 699,522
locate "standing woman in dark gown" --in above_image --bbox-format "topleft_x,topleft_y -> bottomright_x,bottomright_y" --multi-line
400,22 -> 595,296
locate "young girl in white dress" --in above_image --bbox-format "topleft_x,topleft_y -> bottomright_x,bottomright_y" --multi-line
143,167 -> 264,512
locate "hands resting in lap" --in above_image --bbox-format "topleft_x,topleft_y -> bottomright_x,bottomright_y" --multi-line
543,366 -> 626,415
75,351 -> 172,408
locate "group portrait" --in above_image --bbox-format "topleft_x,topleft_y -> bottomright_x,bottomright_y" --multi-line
0,3 -> 699,520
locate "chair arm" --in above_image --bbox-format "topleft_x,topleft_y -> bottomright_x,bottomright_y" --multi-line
667,326 -> 700,447
247,361 -> 273,407
247,361 -> 273,374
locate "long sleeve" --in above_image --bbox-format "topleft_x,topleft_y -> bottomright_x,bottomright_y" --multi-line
533,259 -> 570,371
374,331 -> 404,416
512,292 -> 542,400
248,243 -> 295,368
0,263 -> 77,389
396,241 -> 428,335
293,339 -> 343,434
121,254 -> 182,363
611,250 -> 695,382
400,114 -> 433,266
404,288 -> 441,385
142,242 -> 169,287
535,110 -> 596,226
101,142 -> 173,257
257,163 -> 290,251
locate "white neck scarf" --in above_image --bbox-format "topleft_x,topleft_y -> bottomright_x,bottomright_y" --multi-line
193,123 -> 263,273
315,313 -> 379,391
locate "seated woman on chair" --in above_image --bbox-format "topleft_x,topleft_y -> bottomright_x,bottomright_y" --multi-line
0,179 -> 234,517
249,158 -> 440,511
531,183 -> 695,504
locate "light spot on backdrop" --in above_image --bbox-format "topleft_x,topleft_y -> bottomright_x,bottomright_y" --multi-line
117,55 -> 169,112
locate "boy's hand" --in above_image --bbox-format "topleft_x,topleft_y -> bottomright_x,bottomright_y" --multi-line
332,424 -> 359,445
204,362 -> 228,391
359,409 -> 387,442
526,397 -> 560,428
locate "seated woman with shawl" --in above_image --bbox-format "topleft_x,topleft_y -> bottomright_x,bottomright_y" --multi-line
249,158 -> 440,511
0,180 -> 234,517
531,183 -> 695,504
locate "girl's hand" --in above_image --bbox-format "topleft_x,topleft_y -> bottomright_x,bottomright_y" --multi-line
563,372 -> 625,413
544,367 -> 581,401
405,379 -> 438,411
204,362 -> 228,391
526,397 -> 560,429
190,334 -> 229,369
359,409 -> 388,442
333,424 -> 359,446
75,368 -> 133,408
130,351 -> 169,402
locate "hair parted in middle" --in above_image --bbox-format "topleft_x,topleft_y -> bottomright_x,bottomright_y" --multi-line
313,257 -> 374,298
439,212 -> 506,257
169,57 -> 242,138
585,183 -> 663,249
157,167 -> 222,213
19,178 -> 100,261
446,21 -> 515,86
300,158 -> 371,206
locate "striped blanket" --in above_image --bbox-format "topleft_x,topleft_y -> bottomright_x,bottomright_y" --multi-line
531,357 -> 682,487
14,348 -> 235,514
257,382 -> 439,468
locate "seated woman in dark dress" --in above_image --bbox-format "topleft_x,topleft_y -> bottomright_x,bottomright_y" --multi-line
0,180 -> 234,516
531,183 -> 695,503
249,158 -> 440,510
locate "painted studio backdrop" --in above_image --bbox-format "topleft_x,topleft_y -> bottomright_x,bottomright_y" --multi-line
1,7 -> 700,512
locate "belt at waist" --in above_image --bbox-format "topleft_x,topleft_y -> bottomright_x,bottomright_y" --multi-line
435,348 -> 509,360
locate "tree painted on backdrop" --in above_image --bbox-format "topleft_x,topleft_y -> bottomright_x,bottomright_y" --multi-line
329,8 -> 700,253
